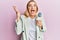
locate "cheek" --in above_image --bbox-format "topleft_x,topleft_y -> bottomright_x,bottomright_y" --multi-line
28,8 -> 31,12
35,7 -> 37,12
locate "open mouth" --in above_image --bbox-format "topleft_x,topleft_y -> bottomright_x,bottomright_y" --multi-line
31,10 -> 35,12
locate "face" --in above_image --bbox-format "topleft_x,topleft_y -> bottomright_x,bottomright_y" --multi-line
28,2 -> 37,17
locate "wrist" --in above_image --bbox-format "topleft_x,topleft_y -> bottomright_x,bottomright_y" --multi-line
39,25 -> 43,29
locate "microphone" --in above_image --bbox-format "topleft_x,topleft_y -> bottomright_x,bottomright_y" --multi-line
36,12 -> 42,20
36,12 -> 43,29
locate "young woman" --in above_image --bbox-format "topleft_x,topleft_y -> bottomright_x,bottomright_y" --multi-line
13,0 -> 47,40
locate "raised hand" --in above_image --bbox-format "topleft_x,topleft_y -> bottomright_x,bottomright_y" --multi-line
13,5 -> 20,22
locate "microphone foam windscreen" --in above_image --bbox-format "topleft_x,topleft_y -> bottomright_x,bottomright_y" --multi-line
38,12 -> 42,17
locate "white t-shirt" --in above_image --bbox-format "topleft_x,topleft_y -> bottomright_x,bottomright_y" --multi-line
28,17 -> 37,40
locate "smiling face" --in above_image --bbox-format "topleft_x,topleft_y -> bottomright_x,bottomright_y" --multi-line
27,1 -> 38,17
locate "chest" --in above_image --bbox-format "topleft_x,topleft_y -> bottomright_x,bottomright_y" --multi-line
24,17 -> 36,31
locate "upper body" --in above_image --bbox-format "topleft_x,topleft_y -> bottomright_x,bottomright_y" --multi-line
13,0 -> 47,40
15,14 -> 47,40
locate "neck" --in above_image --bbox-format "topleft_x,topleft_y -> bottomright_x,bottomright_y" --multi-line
29,15 -> 35,19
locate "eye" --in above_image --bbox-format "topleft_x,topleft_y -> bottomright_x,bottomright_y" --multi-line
34,4 -> 36,6
28,4 -> 32,7
33,4 -> 37,7
28,4 -> 36,7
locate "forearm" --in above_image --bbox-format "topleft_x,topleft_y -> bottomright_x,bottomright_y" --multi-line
16,12 -> 20,22
15,18 -> 22,35
39,19 -> 47,32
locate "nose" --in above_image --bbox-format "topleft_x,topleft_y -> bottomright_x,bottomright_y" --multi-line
31,5 -> 34,9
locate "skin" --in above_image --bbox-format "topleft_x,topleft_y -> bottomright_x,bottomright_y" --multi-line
27,2 -> 37,19
13,6 -> 20,21
13,1 -> 43,29
27,2 -> 43,27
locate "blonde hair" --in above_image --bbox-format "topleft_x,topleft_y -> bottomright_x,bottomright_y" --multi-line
24,10 -> 29,17
24,0 -> 38,17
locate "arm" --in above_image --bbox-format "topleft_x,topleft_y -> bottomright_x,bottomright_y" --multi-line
40,16 -> 47,32
15,18 -> 23,35
36,13 -> 47,32
40,13 -> 47,32
13,5 -> 20,22
13,5 -> 22,35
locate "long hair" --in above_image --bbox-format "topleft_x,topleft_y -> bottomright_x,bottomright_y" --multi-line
24,0 -> 38,17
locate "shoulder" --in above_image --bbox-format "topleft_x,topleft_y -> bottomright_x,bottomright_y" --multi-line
20,15 -> 28,20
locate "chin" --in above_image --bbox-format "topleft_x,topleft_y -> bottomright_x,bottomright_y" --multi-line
31,14 -> 36,16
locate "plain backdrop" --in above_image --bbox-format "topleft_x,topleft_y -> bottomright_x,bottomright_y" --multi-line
0,0 -> 60,40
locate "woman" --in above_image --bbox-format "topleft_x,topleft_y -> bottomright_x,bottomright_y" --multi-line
13,0 -> 47,40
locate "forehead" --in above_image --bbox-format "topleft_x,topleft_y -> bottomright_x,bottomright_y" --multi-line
28,1 -> 36,5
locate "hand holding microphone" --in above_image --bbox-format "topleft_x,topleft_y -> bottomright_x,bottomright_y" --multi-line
36,12 -> 43,29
